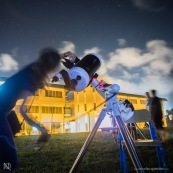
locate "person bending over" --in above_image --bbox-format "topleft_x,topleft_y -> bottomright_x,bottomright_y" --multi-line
0,48 -> 61,172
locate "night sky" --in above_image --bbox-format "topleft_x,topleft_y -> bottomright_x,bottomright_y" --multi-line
0,0 -> 173,110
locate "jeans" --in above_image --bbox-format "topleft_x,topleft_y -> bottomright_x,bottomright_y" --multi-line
0,112 -> 18,171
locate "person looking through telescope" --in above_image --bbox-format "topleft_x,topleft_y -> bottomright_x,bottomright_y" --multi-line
0,48 -> 61,172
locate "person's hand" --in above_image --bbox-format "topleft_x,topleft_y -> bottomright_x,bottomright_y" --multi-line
63,52 -> 77,63
37,127 -> 51,142
37,133 -> 51,142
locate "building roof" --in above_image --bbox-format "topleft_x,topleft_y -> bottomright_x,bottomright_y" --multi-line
118,92 -> 167,101
47,83 -> 65,88
49,84 -> 168,101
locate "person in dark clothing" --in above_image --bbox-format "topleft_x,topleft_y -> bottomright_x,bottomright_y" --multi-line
149,89 -> 167,141
0,48 -> 61,172
149,90 -> 163,130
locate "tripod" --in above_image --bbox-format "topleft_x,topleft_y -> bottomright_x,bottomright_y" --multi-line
69,92 -> 145,173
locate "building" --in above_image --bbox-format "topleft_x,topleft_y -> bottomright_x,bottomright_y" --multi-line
15,84 -> 168,135
0,77 -> 167,135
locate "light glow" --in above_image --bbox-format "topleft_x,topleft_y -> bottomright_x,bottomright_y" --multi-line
32,127 -> 39,135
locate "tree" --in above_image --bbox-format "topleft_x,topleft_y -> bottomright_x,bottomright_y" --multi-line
166,109 -> 173,116
166,108 -> 173,126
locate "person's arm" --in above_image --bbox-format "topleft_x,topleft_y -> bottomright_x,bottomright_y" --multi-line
19,90 -> 47,134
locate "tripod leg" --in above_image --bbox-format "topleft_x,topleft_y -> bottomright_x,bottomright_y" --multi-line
114,115 -> 145,173
69,108 -> 107,173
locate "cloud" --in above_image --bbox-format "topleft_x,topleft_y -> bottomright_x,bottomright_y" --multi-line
58,41 -> 76,53
83,47 -> 101,55
105,40 -> 173,71
121,70 -> 140,80
0,54 -> 19,72
55,41 -> 77,75
98,40 -> 173,96
131,0 -> 167,12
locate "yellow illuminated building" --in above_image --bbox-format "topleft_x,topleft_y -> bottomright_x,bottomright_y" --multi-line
14,83 -> 167,135
0,77 -> 167,135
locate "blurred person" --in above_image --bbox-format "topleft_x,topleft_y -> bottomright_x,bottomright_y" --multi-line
0,48 -> 61,172
149,89 -> 167,141
145,91 -> 151,111
143,91 -> 151,129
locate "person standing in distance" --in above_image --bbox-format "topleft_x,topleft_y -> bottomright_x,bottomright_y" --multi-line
145,91 -> 151,111
149,89 -> 166,141
0,48 -> 61,172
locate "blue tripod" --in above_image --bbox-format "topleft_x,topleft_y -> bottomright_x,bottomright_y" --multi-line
69,90 -> 145,173
117,120 -> 168,173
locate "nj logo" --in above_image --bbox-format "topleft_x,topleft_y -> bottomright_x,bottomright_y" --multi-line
3,163 -> 11,171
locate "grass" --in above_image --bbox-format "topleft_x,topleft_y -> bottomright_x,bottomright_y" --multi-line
15,128 -> 173,173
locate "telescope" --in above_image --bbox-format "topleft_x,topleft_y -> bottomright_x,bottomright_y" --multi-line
52,52 -> 101,92
52,52 -> 145,173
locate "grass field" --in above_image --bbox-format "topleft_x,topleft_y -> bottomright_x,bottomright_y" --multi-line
15,128 -> 173,173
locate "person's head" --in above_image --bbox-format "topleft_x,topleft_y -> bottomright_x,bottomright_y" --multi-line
31,48 -> 61,88
151,89 -> 157,97
145,92 -> 150,98
37,48 -> 61,75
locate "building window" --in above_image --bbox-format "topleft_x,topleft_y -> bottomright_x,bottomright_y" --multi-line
129,99 -> 137,104
94,103 -> 96,110
42,106 -> 62,114
42,122 -> 61,133
52,122 -> 61,130
84,104 -> 87,111
118,98 -> 126,101
45,90 -> 62,98
140,100 -> 146,104
64,107 -> 74,116
55,107 -> 62,113
23,106 -> 39,113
